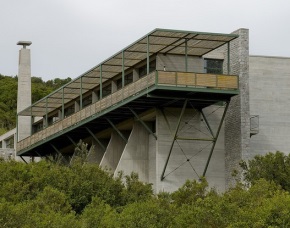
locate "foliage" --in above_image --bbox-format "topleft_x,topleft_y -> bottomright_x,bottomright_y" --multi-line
0,74 -> 71,133
240,151 -> 290,191
1,151 -> 290,227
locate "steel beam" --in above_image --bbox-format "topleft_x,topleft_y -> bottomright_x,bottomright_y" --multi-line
85,127 -> 106,151
128,107 -> 157,140
67,135 -> 77,147
161,99 -> 188,181
106,118 -> 128,143
202,101 -> 230,177
200,109 -> 215,138
20,156 -> 28,164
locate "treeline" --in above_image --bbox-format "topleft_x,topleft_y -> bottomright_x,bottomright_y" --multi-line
0,74 -> 71,134
1,150 -> 290,227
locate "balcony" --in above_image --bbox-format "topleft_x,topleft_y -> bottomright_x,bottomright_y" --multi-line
17,70 -> 238,155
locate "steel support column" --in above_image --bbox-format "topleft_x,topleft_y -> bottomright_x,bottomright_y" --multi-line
80,76 -> 83,109
185,39 -> 188,72
146,35 -> 149,75
122,51 -> 125,88
67,135 -> 77,147
45,98 -> 48,128
202,101 -> 230,177
100,65 -> 103,99
200,109 -> 215,138
20,156 -> 28,164
128,107 -> 157,140
85,127 -> 106,151
227,42 -> 230,75
106,118 -> 128,143
61,87 -> 64,119
161,99 -> 188,181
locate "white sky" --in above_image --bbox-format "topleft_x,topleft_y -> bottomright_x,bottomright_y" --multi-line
0,0 -> 289,81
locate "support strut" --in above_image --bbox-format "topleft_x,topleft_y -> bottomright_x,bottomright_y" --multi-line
161,99 -> 188,181
106,118 -> 128,143
85,127 -> 106,151
202,101 -> 230,177
128,107 -> 157,140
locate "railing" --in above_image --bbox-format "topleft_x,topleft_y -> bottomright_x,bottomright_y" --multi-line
157,71 -> 238,89
17,71 -> 238,152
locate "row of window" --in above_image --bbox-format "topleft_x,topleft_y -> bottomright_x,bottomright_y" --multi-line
32,58 -> 223,133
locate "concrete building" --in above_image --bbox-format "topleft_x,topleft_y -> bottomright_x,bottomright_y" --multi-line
1,28 -> 290,192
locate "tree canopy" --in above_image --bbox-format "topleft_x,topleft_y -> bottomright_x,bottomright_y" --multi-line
1,151 -> 290,227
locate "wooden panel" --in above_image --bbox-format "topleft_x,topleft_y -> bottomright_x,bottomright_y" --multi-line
177,72 -> 196,86
196,74 -> 217,87
217,75 -> 238,89
158,71 -> 176,85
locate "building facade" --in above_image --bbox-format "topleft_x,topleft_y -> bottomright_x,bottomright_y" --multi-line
1,28 -> 289,192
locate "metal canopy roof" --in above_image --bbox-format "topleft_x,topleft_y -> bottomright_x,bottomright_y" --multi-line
19,28 -> 238,117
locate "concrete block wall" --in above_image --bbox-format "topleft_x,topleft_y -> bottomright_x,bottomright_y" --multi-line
224,29 -> 250,187
249,56 -> 290,157
154,107 -> 226,193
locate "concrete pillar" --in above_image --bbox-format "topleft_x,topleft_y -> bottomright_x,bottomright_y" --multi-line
100,132 -> 127,172
17,41 -> 32,141
114,122 -> 149,182
225,29 -> 250,188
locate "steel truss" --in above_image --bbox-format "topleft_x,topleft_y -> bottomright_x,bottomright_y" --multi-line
160,99 -> 230,181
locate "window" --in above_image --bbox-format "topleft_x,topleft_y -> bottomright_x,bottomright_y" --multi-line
139,60 -> 156,78
102,84 -> 112,98
82,95 -> 92,108
64,105 -> 75,117
116,72 -> 133,89
32,122 -> 43,134
204,59 -> 223,74
5,137 -> 14,149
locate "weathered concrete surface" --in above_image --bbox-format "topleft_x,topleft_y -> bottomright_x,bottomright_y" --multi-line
249,56 -> 290,157
17,45 -> 32,141
114,122 -> 149,182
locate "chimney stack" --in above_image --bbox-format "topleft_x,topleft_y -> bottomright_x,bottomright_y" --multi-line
17,41 -> 32,141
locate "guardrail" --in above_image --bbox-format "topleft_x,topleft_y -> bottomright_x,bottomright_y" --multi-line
17,71 -> 238,152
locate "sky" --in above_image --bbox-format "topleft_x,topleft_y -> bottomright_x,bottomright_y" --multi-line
0,0 -> 289,81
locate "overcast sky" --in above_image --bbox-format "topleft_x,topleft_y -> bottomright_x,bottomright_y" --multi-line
1,0 -> 289,81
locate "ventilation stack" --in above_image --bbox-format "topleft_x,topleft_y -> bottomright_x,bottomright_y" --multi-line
17,41 -> 32,141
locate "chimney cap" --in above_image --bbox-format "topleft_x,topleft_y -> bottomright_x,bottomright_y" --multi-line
17,41 -> 32,48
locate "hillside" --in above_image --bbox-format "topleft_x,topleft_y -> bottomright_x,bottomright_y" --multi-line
0,74 -> 71,135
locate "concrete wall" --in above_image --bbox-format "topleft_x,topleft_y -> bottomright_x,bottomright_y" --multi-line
154,106 -> 226,193
17,47 -> 32,141
224,29 -> 250,188
249,56 -> 290,157
114,122 -> 149,182
100,132 -> 127,172
87,139 -> 106,164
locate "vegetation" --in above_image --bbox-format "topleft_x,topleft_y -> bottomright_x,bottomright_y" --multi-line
0,74 -> 71,134
1,151 -> 290,227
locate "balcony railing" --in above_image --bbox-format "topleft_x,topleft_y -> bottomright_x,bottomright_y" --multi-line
17,71 -> 238,153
